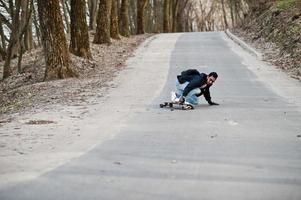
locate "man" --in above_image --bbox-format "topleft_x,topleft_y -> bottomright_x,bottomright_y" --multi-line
172,69 -> 219,109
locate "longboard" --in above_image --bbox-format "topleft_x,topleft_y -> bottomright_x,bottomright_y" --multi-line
159,101 -> 194,110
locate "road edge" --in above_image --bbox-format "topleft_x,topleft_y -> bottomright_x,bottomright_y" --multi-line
222,32 -> 301,112
225,29 -> 262,60
0,33 -> 180,188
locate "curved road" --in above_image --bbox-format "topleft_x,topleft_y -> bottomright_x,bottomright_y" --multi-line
1,32 -> 301,199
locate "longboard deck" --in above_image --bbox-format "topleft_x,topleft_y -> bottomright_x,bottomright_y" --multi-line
159,102 -> 194,110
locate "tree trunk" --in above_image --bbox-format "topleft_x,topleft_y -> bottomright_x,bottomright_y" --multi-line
25,1 -> 34,50
37,0 -> 77,81
3,0 -> 21,79
153,0 -> 162,33
235,0 -> 243,25
93,0 -> 112,44
20,0 -> 28,50
120,0 -> 130,37
152,0 -> 157,32
184,2 -> 193,32
18,0 -> 33,73
32,1 -> 41,46
25,14 -> 34,50
145,1 -> 152,33
117,0 -> 121,12
229,0 -> 235,27
221,0 -> 228,29
163,0 -> 170,33
70,0 -> 92,59
129,0 -> 137,35
18,0 -> 33,51
61,0 -> 71,34
0,16 -> 6,60
88,0 -> 98,30
169,0 -> 174,32
176,0 -> 188,32
110,0 -> 120,39
117,0 -> 121,30
17,38 -> 24,73
172,0 -> 179,32
234,0 -> 239,26
136,0 -> 148,34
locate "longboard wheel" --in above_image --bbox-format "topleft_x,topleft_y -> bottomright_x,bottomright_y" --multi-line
159,104 -> 164,108
182,104 -> 194,110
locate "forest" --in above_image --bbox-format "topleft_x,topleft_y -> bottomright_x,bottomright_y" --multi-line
0,0 -> 300,114
0,0 -> 279,81
1,1 -> 301,198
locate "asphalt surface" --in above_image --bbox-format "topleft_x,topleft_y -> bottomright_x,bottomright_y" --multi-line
1,32 -> 301,199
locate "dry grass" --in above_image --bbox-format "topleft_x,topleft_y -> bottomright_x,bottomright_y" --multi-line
233,5 -> 301,80
0,33 -> 152,116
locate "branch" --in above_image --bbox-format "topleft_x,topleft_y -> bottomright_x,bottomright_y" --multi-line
0,12 -> 11,29
0,0 -> 10,14
18,0 -> 33,41
8,0 -> 14,20
0,43 -> 6,58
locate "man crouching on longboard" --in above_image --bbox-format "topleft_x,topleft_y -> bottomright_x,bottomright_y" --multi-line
171,69 -> 219,109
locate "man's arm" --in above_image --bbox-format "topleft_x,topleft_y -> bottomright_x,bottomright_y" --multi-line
203,88 -> 219,105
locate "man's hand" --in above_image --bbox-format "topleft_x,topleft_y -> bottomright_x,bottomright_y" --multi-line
209,101 -> 219,106
179,96 -> 185,104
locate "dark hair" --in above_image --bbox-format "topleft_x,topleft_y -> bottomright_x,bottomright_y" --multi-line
209,72 -> 218,79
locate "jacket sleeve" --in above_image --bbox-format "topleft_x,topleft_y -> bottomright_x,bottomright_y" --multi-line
181,69 -> 200,76
203,87 -> 213,104
182,77 -> 202,97
196,91 -> 203,97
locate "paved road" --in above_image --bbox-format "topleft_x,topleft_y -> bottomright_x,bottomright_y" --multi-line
1,32 -> 301,199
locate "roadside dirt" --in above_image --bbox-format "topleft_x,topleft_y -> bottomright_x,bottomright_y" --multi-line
0,33 -> 152,185
0,33 -> 152,115
232,4 -> 301,80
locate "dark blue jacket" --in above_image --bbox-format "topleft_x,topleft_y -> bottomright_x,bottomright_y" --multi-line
177,69 -> 213,104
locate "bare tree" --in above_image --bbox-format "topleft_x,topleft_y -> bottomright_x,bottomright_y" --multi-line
111,0 -> 121,39
70,0 -> 92,59
221,0 -> 228,29
136,0 -> 148,34
0,11 -> 6,60
37,0 -> 77,80
171,0 -> 179,32
153,0 -> 163,33
88,0 -> 98,30
32,1 -> 41,46
20,0 -> 33,51
229,0 -> 235,27
175,0 -> 189,32
195,0 -> 217,31
120,0 -> 130,36
93,0 -> 112,44
3,0 -> 21,79
18,0 -> 34,73
129,0 -> 137,34
61,0 -> 71,34
163,0 -> 170,32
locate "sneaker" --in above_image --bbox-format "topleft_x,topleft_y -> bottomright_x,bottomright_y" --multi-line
171,91 -> 177,102
183,101 -> 194,109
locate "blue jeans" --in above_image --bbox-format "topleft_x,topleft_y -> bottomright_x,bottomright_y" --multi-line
175,80 -> 201,105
